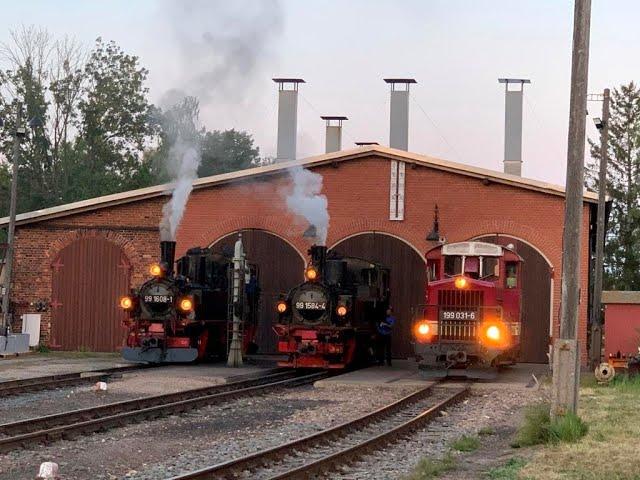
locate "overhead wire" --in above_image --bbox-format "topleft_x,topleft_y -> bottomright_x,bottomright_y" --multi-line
411,97 -> 463,162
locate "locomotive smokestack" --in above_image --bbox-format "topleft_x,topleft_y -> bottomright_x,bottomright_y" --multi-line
160,241 -> 176,275
321,116 -> 348,153
384,78 -> 417,151
309,245 -> 327,277
273,78 -> 305,161
498,78 -> 530,176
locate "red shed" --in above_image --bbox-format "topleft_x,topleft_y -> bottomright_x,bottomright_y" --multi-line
602,291 -> 640,359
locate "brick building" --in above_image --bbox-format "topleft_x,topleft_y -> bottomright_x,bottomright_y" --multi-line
0,145 -> 598,362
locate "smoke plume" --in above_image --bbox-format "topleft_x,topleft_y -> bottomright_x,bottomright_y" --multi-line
162,0 -> 284,107
285,166 -> 330,245
159,137 -> 201,241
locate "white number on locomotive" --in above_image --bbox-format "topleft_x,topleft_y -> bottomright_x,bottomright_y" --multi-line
144,295 -> 173,303
441,310 -> 476,320
295,301 -> 327,310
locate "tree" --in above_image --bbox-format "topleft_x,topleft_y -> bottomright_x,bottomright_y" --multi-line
199,129 -> 260,177
587,82 -> 640,290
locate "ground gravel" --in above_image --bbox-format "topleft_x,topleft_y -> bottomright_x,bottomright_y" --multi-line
0,383 -> 417,480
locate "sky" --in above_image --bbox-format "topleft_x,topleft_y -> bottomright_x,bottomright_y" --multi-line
0,0 -> 636,185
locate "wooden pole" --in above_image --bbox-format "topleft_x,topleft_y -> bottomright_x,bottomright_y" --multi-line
589,88 -> 610,368
1,102 -> 22,338
551,0 -> 592,418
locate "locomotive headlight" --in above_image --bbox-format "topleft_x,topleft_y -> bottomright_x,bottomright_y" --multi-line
179,297 -> 194,312
413,321 -> 435,343
276,301 -> 288,314
150,263 -> 162,277
305,266 -> 318,281
417,323 -> 430,335
486,325 -> 501,341
454,276 -> 468,289
119,296 -> 133,310
336,305 -> 348,317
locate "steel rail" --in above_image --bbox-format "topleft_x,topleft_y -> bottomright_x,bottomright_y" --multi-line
0,370 -> 325,452
0,364 -> 156,396
167,383 -> 469,480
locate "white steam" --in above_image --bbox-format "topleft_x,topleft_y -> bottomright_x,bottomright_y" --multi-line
285,166 -> 330,245
160,138 -> 201,241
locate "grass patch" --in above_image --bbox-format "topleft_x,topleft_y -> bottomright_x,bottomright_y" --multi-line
478,426 -> 495,436
513,403 -> 587,447
451,434 -> 480,452
486,457 -> 527,479
404,454 -> 456,480
36,344 -> 50,353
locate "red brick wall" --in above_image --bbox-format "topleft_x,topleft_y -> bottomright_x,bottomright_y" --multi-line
8,154 -> 592,360
10,198 -> 164,344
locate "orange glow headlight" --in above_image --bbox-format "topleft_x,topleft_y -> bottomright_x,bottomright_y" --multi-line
179,298 -> 194,312
305,266 -> 318,281
119,296 -> 133,310
413,321 -> 435,343
454,276 -> 468,289
149,264 -> 162,276
276,301 -> 287,314
336,305 -> 348,317
480,321 -> 510,347
486,325 -> 501,341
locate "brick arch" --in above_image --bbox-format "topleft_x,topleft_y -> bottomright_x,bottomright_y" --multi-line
190,215 -> 307,257
208,228 -> 306,264
329,230 -> 426,262
44,229 -> 136,281
469,232 -> 554,268
461,220 -> 550,258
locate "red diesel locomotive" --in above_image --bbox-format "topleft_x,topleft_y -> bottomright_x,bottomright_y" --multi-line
273,245 -> 390,369
413,241 -> 523,378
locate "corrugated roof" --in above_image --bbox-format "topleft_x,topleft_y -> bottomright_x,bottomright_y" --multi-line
602,291 -> 640,304
0,145 -> 599,227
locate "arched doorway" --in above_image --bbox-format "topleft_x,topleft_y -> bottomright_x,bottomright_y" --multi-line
331,232 -> 426,358
210,230 -> 305,353
474,234 -> 552,363
51,237 -> 130,351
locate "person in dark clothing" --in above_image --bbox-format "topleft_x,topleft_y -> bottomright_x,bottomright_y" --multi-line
377,307 -> 396,366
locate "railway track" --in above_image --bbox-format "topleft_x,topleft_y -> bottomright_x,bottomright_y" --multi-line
0,369 -> 327,453
0,364 -> 155,396
167,382 -> 469,480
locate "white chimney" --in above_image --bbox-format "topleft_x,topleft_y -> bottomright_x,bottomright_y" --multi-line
321,116 -> 347,153
384,78 -> 417,151
273,78 -> 305,162
499,78 -> 530,176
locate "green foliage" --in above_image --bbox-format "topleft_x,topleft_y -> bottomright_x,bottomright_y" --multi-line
514,403 -> 588,447
36,343 -> 50,353
608,374 -> 640,393
199,128 -> 260,177
404,454 -> 456,480
586,82 -> 640,290
486,457 -> 527,480
478,426 -> 496,436
451,434 -> 480,452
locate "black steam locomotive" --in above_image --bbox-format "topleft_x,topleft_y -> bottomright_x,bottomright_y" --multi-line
120,239 -> 259,363
274,245 -> 390,368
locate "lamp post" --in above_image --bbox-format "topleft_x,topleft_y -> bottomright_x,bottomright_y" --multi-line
1,103 -> 42,338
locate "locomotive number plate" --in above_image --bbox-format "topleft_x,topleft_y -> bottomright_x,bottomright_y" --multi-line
440,310 -> 476,320
295,301 -> 326,310
144,295 -> 174,304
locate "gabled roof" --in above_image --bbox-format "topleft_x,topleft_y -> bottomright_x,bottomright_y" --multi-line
0,145 -> 598,227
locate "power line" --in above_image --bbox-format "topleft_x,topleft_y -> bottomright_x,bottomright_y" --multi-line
411,97 -> 463,162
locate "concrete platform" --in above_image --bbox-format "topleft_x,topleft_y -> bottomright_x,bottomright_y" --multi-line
0,352 -> 269,383
315,360 -> 550,390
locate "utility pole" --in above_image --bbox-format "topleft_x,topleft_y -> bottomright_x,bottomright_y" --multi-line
589,88 -> 610,369
551,0 -> 592,418
227,233 -> 245,367
1,102 -> 23,338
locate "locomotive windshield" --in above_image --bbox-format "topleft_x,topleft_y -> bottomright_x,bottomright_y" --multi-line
444,255 -> 500,280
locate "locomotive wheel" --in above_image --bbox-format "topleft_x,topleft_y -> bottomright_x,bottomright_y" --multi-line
594,362 -> 615,383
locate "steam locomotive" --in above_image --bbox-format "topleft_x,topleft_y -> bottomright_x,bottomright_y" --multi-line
413,241 -> 523,378
273,245 -> 390,369
119,239 -> 259,363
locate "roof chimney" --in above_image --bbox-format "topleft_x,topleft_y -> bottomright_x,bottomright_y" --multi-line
321,116 -> 347,153
273,78 -> 305,162
499,78 -> 530,176
384,78 -> 416,151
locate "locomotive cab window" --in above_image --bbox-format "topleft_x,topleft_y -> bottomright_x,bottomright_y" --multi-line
444,256 -> 463,277
505,262 -> 518,289
481,257 -> 499,280
427,260 -> 440,281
